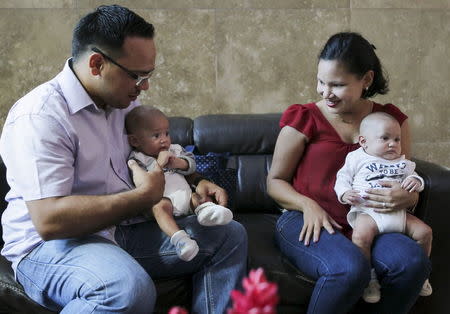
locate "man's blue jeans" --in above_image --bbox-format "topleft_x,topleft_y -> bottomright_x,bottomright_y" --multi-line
16,216 -> 248,313
275,210 -> 431,314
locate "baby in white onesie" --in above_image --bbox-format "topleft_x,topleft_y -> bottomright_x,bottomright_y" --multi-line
126,106 -> 233,262
334,112 -> 432,303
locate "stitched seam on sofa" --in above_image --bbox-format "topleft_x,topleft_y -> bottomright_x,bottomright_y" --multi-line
0,280 -> 27,295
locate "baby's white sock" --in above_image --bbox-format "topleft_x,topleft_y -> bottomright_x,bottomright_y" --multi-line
170,230 -> 199,261
195,202 -> 233,226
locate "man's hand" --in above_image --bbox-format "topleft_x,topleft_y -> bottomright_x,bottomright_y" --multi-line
195,179 -> 228,207
128,159 -> 165,205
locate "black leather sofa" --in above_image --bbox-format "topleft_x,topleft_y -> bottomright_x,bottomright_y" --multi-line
1,113 -> 449,314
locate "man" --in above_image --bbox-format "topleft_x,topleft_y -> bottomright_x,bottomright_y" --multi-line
0,5 -> 247,313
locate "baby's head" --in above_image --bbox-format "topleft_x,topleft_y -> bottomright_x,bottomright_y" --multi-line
359,112 -> 401,160
125,106 -> 171,157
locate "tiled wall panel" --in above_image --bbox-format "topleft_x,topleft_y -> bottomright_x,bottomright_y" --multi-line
351,0 -> 450,9
351,9 -> 450,165
0,1 -> 448,167
0,0 -> 74,8
216,9 -> 350,113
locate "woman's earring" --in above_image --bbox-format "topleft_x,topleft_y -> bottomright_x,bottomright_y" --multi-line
362,86 -> 370,98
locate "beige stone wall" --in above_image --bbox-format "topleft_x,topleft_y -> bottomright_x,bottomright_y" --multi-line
0,0 -> 449,167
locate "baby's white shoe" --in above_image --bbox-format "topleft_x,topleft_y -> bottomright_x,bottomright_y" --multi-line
419,279 -> 432,296
195,202 -> 233,226
363,269 -> 381,303
170,230 -> 199,262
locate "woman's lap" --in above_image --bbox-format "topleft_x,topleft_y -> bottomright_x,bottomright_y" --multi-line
275,210 -> 369,313
370,232 -> 431,313
275,210 -> 430,314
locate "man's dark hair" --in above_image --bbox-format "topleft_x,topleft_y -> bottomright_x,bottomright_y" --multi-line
319,32 -> 389,98
72,5 -> 155,61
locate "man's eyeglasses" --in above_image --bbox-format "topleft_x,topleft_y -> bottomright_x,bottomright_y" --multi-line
91,47 -> 153,86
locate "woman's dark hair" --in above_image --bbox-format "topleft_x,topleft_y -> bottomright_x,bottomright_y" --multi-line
72,5 -> 155,61
319,32 -> 389,98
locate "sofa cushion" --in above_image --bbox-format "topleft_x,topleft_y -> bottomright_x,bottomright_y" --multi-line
235,213 -> 314,312
234,155 -> 279,214
153,276 -> 192,313
0,257 -> 55,314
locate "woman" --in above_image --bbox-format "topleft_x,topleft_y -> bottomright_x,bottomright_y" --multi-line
267,32 -> 430,314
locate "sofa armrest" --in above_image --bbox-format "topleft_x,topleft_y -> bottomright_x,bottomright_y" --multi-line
414,158 -> 450,233
413,158 -> 450,313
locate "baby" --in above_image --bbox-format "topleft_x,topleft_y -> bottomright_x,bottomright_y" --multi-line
125,106 -> 233,261
334,112 -> 432,303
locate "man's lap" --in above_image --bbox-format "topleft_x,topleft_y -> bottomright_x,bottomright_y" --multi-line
16,216 -> 246,293
16,235 -> 153,311
115,215 -> 246,278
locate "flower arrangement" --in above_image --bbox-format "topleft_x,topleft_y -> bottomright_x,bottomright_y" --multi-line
168,306 -> 188,314
168,267 -> 279,314
227,268 -> 279,314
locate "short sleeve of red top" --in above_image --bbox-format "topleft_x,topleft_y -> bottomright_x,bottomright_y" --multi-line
280,102 -> 408,237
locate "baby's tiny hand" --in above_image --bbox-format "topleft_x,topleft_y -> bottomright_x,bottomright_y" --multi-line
166,156 -> 189,170
401,177 -> 421,192
157,151 -> 174,168
342,190 -> 364,205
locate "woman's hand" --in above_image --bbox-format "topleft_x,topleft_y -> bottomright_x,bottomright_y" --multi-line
363,180 -> 419,213
300,199 -> 342,246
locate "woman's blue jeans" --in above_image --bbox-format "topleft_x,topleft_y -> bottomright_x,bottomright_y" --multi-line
275,210 -> 431,314
16,216 -> 248,314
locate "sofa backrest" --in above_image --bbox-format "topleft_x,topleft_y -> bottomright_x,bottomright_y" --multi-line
0,114 -> 283,246
168,117 -> 194,147
193,114 -> 281,155
192,114 -> 282,214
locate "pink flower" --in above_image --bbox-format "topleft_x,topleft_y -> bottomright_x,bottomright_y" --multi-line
168,306 -> 188,314
228,268 -> 279,314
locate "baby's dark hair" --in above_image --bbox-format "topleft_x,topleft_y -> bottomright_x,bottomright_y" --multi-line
319,32 -> 389,98
125,106 -> 167,135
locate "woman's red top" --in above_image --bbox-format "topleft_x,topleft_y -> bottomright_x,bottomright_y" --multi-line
280,102 -> 408,237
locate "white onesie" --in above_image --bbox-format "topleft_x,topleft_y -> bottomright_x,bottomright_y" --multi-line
129,144 -> 196,216
334,147 -> 424,233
